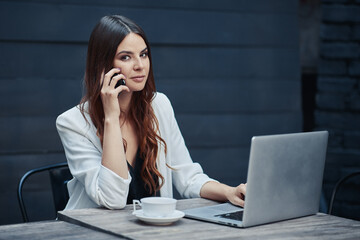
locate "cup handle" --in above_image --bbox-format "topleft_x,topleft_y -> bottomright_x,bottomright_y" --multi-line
132,199 -> 141,214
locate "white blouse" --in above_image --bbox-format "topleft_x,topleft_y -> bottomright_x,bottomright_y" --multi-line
56,92 -> 216,210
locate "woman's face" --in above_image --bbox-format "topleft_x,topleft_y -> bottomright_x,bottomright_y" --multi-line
113,33 -> 150,92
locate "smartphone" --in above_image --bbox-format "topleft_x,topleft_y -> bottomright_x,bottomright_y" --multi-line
115,79 -> 126,88
112,73 -> 126,88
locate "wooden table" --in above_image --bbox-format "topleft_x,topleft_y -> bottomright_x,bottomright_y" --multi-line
58,198 -> 360,240
0,220 -> 124,239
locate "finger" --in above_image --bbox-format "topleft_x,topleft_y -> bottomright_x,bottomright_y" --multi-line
110,74 -> 126,88
103,68 -> 121,88
237,183 -> 246,196
100,71 -> 105,87
238,199 -> 245,207
115,85 -> 130,96
232,196 -> 245,207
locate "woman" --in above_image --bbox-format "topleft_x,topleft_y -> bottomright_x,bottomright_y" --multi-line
56,15 -> 246,210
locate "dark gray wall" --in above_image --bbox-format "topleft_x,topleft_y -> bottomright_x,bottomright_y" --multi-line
0,0 -> 301,224
316,0 -> 360,220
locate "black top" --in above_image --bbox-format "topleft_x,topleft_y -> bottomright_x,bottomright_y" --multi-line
126,150 -> 158,204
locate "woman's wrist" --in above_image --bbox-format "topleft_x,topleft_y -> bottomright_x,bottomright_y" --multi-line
223,184 -> 235,201
200,181 -> 232,202
104,116 -> 120,125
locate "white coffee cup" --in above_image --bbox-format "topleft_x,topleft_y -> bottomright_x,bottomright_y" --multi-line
133,197 -> 177,217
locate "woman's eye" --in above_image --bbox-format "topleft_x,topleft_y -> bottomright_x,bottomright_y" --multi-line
140,52 -> 148,58
120,55 -> 130,61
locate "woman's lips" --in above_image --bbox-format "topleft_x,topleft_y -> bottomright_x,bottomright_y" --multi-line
131,75 -> 146,82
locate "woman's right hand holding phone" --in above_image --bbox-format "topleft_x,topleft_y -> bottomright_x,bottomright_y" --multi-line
100,68 -> 130,120
100,68 -> 130,179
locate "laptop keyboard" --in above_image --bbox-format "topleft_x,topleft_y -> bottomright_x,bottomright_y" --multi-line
215,210 -> 244,221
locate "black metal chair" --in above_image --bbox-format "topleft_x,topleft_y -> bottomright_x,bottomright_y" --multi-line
17,162 -> 73,222
328,171 -> 360,215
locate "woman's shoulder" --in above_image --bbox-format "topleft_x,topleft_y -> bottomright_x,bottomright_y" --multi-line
152,92 -> 172,111
56,102 -> 92,132
151,92 -> 176,130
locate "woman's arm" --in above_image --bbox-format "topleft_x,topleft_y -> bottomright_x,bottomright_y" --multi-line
101,116 -> 128,178
154,94 -> 219,198
56,109 -> 132,209
200,181 -> 246,207
100,68 -> 130,179
154,93 -> 247,205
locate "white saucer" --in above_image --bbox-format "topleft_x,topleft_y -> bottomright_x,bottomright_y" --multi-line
132,210 -> 185,225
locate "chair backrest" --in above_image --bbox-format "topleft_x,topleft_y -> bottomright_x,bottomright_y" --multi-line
17,162 -> 73,222
328,171 -> 360,216
49,165 -> 73,212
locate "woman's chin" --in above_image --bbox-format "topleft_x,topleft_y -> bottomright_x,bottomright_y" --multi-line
128,84 -> 146,92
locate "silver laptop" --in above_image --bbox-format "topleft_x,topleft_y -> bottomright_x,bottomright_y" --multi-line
184,131 -> 328,228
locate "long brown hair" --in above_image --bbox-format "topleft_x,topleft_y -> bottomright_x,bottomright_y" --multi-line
80,15 -> 167,194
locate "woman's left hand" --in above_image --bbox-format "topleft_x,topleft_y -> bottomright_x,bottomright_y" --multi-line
200,181 -> 247,207
226,183 -> 246,207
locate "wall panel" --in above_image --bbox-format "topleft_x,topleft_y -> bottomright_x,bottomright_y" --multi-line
0,2 -> 298,46
0,0 -> 300,224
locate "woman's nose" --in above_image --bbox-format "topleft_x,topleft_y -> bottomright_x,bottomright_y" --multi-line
133,57 -> 144,70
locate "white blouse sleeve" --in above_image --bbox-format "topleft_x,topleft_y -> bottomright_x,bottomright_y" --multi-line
56,107 -> 131,209
156,94 -> 218,198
